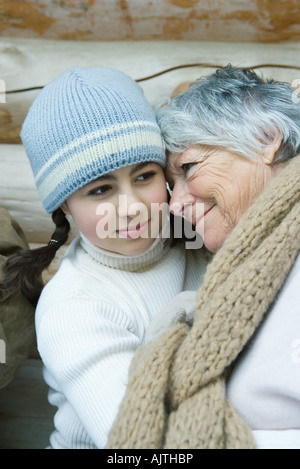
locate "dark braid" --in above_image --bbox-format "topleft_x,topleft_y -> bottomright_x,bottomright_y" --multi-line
0,208 -> 70,307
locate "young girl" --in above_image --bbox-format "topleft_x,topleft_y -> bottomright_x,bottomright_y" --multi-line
2,67 -> 207,449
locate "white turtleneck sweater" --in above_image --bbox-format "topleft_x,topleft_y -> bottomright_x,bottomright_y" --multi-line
36,235 -> 208,449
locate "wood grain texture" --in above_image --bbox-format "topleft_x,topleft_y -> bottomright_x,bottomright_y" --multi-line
2,38 -> 300,143
0,0 -> 300,42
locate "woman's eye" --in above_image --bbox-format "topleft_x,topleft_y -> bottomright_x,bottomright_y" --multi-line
181,163 -> 196,174
136,171 -> 156,182
88,185 -> 112,196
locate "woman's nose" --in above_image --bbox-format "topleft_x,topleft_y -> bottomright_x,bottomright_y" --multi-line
169,179 -> 194,216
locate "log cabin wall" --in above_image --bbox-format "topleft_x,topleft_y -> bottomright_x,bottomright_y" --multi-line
1,0 -> 300,449
1,0 -> 300,42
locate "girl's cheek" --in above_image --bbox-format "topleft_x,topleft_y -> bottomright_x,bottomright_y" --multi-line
156,184 -> 168,205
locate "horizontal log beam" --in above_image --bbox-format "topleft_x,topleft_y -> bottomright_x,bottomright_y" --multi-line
1,0 -> 300,43
2,38 -> 300,143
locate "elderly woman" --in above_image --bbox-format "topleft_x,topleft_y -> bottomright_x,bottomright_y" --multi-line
106,66 -> 300,449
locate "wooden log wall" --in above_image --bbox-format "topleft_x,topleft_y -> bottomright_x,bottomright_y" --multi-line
1,0 -> 300,43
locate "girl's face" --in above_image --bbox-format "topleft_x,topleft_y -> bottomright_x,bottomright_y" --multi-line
62,162 -> 168,256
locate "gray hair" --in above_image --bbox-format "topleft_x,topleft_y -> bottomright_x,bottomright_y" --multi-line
156,65 -> 300,162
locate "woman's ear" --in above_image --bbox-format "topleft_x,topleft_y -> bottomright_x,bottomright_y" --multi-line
262,133 -> 282,165
60,202 -> 70,215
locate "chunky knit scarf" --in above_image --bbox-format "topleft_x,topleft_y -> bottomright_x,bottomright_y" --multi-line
106,156 -> 300,449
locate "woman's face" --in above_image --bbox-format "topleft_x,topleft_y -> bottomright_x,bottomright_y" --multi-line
167,146 -> 281,253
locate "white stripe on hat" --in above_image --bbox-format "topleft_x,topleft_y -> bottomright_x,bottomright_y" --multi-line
38,129 -> 164,202
35,121 -> 160,184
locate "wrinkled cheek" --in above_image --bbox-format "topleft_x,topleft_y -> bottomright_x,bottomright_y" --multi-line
213,190 -> 235,228
203,212 -> 232,252
188,178 -> 214,202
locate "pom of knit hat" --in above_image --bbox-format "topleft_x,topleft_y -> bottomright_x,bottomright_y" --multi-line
21,67 -> 166,213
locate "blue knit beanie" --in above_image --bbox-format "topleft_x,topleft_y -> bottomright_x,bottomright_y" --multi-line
21,67 -> 166,213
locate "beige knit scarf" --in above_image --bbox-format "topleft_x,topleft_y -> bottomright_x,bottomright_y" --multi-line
107,156 -> 300,449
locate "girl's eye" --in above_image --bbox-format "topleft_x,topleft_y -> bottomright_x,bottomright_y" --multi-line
136,171 -> 156,182
181,163 -> 196,174
88,184 -> 112,196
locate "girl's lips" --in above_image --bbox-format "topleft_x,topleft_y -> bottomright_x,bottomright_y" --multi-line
117,220 -> 150,239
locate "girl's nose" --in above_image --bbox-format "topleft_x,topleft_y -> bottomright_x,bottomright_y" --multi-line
117,193 -> 148,220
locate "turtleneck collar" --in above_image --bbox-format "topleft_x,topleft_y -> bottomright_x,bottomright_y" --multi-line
80,233 -> 170,272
